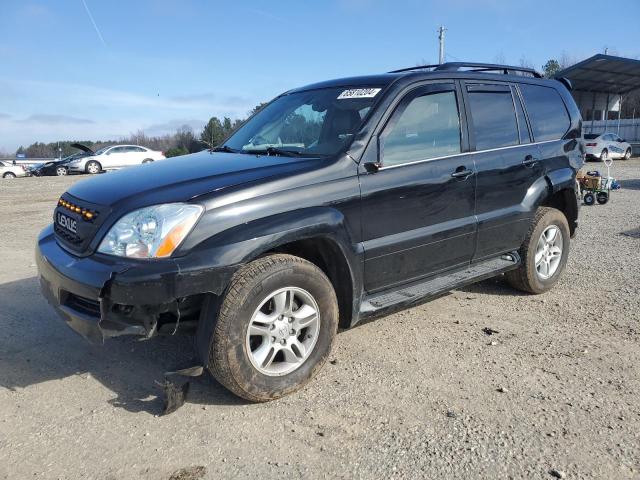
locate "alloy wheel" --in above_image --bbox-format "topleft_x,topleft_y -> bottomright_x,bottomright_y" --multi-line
535,225 -> 563,280
246,287 -> 320,376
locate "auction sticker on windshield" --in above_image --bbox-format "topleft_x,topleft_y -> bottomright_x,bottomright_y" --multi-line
337,88 -> 381,99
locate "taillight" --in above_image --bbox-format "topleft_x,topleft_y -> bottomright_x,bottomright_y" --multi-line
585,143 -> 597,147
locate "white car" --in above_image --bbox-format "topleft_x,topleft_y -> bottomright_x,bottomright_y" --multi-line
584,133 -> 633,161
0,160 -> 28,179
67,145 -> 166,174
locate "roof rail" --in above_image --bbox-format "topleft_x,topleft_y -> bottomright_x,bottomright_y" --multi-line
388,64 -> 441,73
389,62 -> 543,78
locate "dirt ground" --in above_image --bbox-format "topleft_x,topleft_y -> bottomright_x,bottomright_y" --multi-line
0,160 -> 639,480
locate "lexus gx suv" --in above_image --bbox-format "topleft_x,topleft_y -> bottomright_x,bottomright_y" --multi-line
37,62 -> 583,402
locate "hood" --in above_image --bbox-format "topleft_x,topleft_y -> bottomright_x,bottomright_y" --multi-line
71,143 -> 95,154
66,150 -> 323,206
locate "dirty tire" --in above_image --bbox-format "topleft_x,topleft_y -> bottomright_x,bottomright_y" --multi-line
200,254 -> 338,402
505,207 -> 570,294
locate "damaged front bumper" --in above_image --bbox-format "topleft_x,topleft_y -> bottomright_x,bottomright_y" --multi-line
36,225 -> 235,344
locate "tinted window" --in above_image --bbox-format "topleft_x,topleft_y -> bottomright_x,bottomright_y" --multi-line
584,134 -> 598,140
381,90 -> 461,167
467,86 -> 519,150
519,84 -> 570,141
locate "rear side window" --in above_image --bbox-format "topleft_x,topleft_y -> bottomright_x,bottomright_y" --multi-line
381,90 -> 461,166
519,84 -> 570,141
467,85 -> 519,150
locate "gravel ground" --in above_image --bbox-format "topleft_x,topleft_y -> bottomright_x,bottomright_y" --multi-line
0,161 -> 639,480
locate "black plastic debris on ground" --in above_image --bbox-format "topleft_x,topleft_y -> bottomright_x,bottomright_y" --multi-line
160,380 -> 190,415
482,327 -> 499,335
621,227 -> 640,238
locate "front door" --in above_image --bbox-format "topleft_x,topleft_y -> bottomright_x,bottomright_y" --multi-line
359,83 -> 477,292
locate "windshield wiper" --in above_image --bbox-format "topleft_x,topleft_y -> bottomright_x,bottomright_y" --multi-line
211,145 -> 238,153
244,146 -> 329,158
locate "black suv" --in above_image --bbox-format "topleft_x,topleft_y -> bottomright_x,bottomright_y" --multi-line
37,62 -> 583,401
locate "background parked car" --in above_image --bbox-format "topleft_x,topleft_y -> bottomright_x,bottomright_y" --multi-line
584,133 -> 632,161
29,143 -> 95,177
0,160 -> 28,179
67,145 -> 166,174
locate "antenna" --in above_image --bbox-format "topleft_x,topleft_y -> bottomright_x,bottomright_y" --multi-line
438,26 -> 447,64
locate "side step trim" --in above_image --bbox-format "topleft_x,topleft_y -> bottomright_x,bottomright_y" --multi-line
359,252 -> 520,319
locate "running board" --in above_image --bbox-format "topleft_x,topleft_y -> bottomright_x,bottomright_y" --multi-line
359,253 -> 520,319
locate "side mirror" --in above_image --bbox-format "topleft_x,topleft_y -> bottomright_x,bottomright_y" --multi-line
620,139 -> 626,143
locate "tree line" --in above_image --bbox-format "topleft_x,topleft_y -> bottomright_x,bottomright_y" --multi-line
5,102 -> 268,159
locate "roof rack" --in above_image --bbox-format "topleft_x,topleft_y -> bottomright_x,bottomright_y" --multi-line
389,62 -> 543,78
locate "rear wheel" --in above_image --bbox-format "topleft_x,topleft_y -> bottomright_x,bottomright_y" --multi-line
197,254 -> 338,402
600,149 -> 608,162
85,161 -> 101,174
3,172 -> 16,179
56,166 -> 68,176
505,207 -> 570,294
142,158 -> 153,164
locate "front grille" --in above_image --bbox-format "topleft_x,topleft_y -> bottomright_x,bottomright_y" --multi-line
54,194 -> 109,254
54,223 -> 83,245
64,293 -> 101,318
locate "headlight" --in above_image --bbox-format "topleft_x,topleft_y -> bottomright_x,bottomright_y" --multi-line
98,203 -> 203,259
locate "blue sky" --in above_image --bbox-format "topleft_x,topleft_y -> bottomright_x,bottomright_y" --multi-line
1,0 -> 639,152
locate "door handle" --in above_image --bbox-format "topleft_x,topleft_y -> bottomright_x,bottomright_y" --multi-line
523,155 -> 539,167
451,167 -> 473,179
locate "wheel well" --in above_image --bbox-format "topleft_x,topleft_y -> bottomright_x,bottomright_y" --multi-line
266,238 -> 354,329
542,188 -> 578,236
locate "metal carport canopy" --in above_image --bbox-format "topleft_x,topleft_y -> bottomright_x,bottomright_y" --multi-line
554,54 -> 640,94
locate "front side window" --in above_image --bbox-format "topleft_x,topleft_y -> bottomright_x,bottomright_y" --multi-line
467,85 -> 519,151
381,90 -> 461,167
224,86 -> 381,157
519,84 -> 570,142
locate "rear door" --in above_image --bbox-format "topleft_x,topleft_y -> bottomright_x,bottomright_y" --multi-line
463,81 -> 543,261
359,82 -> 477,292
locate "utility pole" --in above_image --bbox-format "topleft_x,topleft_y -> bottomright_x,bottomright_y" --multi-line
438,25 -> 446,64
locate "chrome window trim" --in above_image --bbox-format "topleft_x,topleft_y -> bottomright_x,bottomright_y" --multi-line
378,139 -> 559,171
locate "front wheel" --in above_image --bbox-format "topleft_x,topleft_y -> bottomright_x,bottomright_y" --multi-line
197,254 -> 338,402
505,207 -> 570,294
142,158 -> 153,164
85,161 -> 101,174
624,148 -> 632,160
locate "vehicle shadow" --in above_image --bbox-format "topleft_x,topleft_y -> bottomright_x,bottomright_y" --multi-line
458,275 -> 530,297
0,277 -> 246,415
619,179 -> 640,191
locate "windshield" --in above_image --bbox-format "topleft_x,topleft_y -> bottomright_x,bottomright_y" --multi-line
94,146 -> 111,155
224,86 -> 382,157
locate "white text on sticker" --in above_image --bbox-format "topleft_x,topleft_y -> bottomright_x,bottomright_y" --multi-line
337,88 -> 381,99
